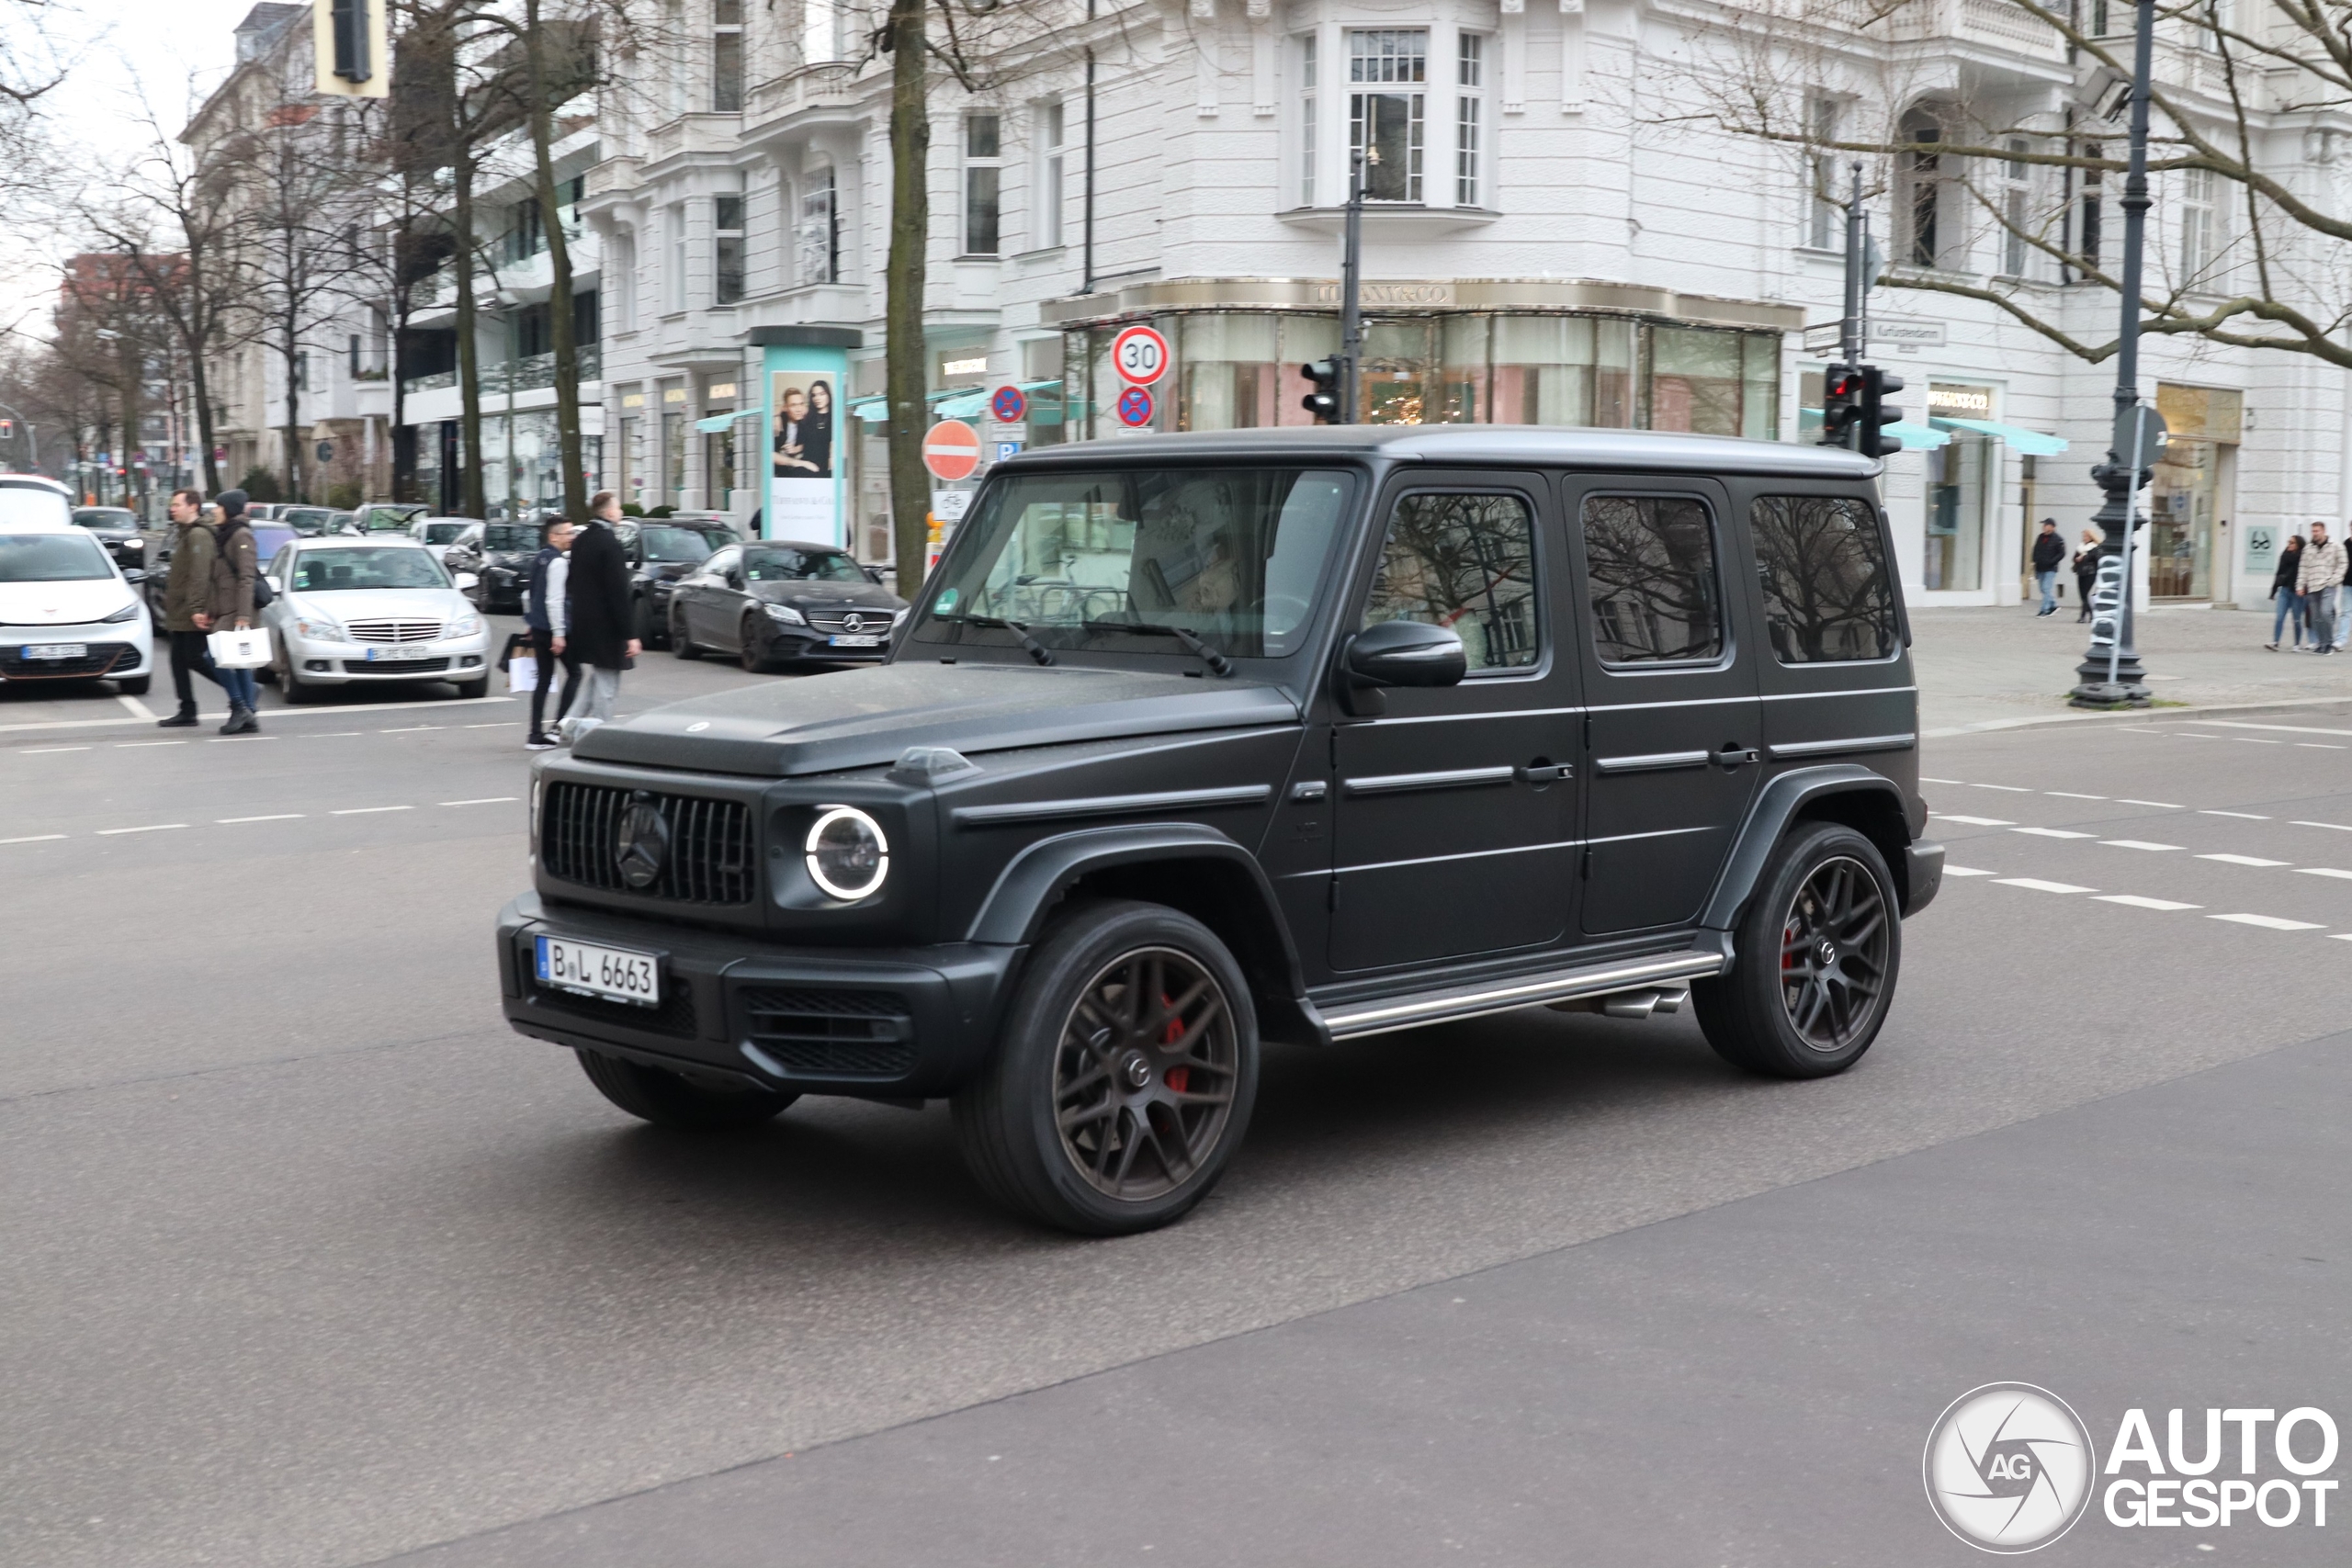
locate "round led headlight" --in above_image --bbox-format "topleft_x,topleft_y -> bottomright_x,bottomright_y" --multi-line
804,806 -> 889,901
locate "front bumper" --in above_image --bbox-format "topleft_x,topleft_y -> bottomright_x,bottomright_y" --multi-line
0,619 -> 153,681
754,621 -> 894,664
1903,839 -> 1945,916
496,892 -> 1022,1098
284,632 -> 491,683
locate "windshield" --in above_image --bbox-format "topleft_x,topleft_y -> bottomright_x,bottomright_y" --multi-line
745,546 -> 864,582
0,488 -> 72,529
482,524 -> 535,551
914,468 -> 1353,660
249,525 -> 297,563
288,547 -> 452,592
422,522 -> 469,544
74,509 -> 136,530
641,525 -> 730,563
0,532 -> 114,581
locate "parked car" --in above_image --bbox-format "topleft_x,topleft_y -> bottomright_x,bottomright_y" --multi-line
449,520 -> 540,613
1,475 -> 152,694
494,427 -> 1944,1235
278,506 -> 336,536
615,519 -> 738,647
261,536 -> 492,702
243,502 -> 288,523
359,502 -> 430,534
143,522 -> 299,626
666,538 -> 906,670
72,506 -> 146,570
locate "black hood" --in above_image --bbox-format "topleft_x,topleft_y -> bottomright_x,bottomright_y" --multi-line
748,578 -> 901,612
574,661 -> 1302,778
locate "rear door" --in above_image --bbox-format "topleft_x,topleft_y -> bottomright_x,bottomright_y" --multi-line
1564,474 -> 1763,936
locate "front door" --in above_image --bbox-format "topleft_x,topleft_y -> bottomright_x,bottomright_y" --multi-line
1565,477 -> 1763,935
681,546 -> 740,646
1328,475 -> 1580,974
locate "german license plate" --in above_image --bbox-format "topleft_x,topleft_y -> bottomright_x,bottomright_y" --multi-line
828,634 -> 884,648
363,645 -> 435,661
24,644 -> 85,660
535,935 -> 661,1007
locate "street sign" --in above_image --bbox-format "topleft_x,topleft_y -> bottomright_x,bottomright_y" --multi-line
989,385 -> 1027,423
1110,325 -> 1170,387
922,419 -> 981,481
1116,386 -> 1156,427
932,489 -> 973,522
993,441 -> 1023,463
315,441 -> 334,462
1803,318 -> 1949,355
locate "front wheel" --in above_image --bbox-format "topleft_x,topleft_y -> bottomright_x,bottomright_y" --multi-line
739,618 -> 771,672
452,674 -> 490,699
671,608 -> 702,659
575,1049 -> 798,1129
1693,821 -> 1900,1079
280,657 -> 322,704
116,674 -> 151,695
953,900 -> 1259,1235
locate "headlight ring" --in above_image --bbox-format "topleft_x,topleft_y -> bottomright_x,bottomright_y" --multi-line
804,806 -> 889,901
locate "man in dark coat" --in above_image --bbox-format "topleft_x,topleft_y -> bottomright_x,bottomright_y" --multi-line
156,488 -> 225,727
558,491 -> 639,741
2030,519 -> 2065,616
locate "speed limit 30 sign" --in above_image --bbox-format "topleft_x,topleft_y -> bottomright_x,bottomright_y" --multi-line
1111,325 -> 1170,387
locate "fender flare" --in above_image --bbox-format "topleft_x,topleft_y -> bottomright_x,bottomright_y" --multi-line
1700,764 -> 1912,931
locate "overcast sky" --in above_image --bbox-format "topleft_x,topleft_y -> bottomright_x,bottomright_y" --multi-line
5,0 -> 262,337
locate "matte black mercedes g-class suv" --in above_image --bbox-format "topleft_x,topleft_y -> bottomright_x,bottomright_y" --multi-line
496,426 -> 1942,1235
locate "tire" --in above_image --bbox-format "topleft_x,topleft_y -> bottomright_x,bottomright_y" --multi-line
953,900 -> 1260,1235
116,674 -> 151,695
453,674 -> 490,698
1693,821 -> 1901,1079
632,595 -> 659,649
280,658 -> 322,704
740,618 -> 770,672
671,608 -> 702,659
575,1048 -> 798,1130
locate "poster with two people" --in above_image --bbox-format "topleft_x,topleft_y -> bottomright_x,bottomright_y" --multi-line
766,342 -> 847,547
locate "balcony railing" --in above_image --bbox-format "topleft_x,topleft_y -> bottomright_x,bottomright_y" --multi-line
401,344 -> 603,399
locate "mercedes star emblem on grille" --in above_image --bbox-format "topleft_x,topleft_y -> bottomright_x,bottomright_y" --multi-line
615,791 -> 671,889
842,613 -> 865,632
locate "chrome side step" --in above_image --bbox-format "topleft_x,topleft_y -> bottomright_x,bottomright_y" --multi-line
1318,951 -> 1724,1041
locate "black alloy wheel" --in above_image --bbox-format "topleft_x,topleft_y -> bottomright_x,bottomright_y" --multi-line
1693,821 -> 1900,1079
955,901 -> 1260,1234
739,615 -> 770,672
671,607 -> 702,659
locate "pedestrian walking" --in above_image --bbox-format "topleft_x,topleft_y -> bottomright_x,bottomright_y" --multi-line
2030,519 -> 2065,615
155,488 -> 226,728
2072,528 -> 2101,623
2266,533 -> 2306,650
197,487 -> 263,732
557,491 -> 639,743
2298,520 -> 2346,654
525,515 -> 580,750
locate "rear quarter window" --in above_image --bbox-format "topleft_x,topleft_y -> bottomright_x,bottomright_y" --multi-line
1749,494 -> 1899,663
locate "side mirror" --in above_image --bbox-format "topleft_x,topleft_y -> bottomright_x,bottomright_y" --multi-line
1338,619 -> 1466,714
121,568 -> 147,586
453,570 -> 481,591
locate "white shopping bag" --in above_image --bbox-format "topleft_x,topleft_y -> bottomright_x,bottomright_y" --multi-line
207,626 -> 271,669
507,652 -> 538,693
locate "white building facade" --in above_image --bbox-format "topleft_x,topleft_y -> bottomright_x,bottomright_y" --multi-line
583,0 -> 2352,607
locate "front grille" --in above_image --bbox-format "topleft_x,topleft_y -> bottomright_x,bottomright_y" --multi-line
528,975 -> 700,1038
342,656 -> 451,674
541,782 -> 754,905
740,987 -> 916,1077
1,642 -> 135,678
807,610 -> 891,634
347,618 -> 443,644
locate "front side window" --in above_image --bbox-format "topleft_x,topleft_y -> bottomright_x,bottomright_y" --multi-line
964,115 -> 1001,255
917,468 -> 1353,660
1582,494 -> 1724,664
1750,496 -> 1897,663
1362,491 -> 1539,671
1349,29 -> 1425,202
0,532 -> 110,581
288,548 -> 453,592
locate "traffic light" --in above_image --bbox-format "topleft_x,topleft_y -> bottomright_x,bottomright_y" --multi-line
1300,357 -> 1344,423
0,418 -> 13,441
1857,367 -> 1905,458
1818,365 -> 1860,448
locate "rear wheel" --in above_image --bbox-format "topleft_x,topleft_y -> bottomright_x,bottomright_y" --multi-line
1693,821 -> 1899,1079
953,900 -> 1259,1235
575,1049 -> 798,1130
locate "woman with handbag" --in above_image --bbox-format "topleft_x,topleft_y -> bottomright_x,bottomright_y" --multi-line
194,488 -> 263,735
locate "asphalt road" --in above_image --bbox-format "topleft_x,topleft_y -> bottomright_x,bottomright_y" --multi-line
6,658 -> 2351,1567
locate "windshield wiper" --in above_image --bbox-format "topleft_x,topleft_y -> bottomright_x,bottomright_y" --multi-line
945,612 -> 1055,666
1082,617 -> 1233,678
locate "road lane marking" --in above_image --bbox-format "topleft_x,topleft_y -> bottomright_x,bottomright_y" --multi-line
22,746 -> 91,753
463,722 -> 517,729
2298,743 -> 2346,750
2013,828 -> 2094,839
1944,866 -> 1996,877
2237,739 -> 2284,745
2207,720 -> 2352,739
2291,821 -> 2352,832
2118,799 -> 2183,808
2097,896 -> 2201,911
331,806 -> 413,815
1994,878 -> 2096,894
115,740 -> 185,749
2045,792 -> 2108,800
379,726 -> 443,733
302,731 -> 364,739
440,797 -> 517,806
2296,868 -> 2352,881
1920,776 -> 1964,784
115,692 -> 156,720
1932,814 -> 2015,827
1966,783 -> 2031,792
2211,913 -> 2324,931
219,814 -> 304,823
2172,733 -> 2222,740
1,834 -> 66,844
2101,840 -> 2182,852
203,735 -> 277,743
2198,854 -> 2289,867
2200,810 -> 2270,819
96,823 -> 187,835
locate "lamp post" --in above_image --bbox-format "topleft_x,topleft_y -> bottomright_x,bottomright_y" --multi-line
2072,0 -> 2159,707
1339,147 -> 1368,423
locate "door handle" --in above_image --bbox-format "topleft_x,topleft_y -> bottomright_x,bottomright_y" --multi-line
1516,761 -> 1573,784
1710,746 -> 1761,768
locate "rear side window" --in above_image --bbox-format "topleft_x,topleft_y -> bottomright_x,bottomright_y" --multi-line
1581,494 -> 1724,664
1750,495 -> 1898,663
1363,491 -> 1541,671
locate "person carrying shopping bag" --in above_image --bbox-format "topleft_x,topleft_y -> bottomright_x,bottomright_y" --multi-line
156,488 -> 227,727
2267,533 -> 2306,650
524,516 -> 580,750
557,491 -> 639,743
195,487 -> 263,733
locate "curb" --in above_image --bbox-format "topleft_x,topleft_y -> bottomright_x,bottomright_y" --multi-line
1924,692 -> 2352,740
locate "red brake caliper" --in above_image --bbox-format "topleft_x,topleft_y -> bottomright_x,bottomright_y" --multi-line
1161,994 -> 1189,1094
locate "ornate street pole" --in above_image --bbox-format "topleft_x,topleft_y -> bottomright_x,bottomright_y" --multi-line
2072,0 -> 2159,707
1339,147 -> 1367,423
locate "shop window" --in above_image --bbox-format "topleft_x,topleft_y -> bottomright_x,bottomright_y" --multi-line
1348,30 -> 1425,202
1750,496 -> 1898,662
964,115 -> 1001,256
714,195 -> 745,304
1364,492 -> 1540,671
1490,316 -> 1634,427
1582,494 -> 1724,664
1923,428 -> 1989,592
1647,325 -> 1777,440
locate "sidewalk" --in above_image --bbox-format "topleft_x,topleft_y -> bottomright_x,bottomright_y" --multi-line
1910,602 -> 2352,734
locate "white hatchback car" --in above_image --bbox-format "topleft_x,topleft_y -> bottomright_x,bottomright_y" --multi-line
0,475 -> 153,694
263,536 -> 491,702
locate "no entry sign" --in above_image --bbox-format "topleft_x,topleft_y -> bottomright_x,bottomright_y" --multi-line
1111,325 -> 1170,387
922,419 -> 982,481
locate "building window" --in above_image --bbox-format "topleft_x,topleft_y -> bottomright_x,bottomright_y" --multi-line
2001,139 -> 2030,277
1806,97 -> 1841,250
1904,117 -> 1942,268
1349,29 -> 1426,202
507,198 -> 543,264
2076,141 -> 2103,274
797,168 -> 839,285
712,0 -> 744,112
714,194 -> 745,304
1035,101 -> 1065,248
1300,36 -> 1317,206
613,232 -> 637,329
1455,34 -> 1484,208
665,0 -> 686,116
964,114 -> 1001,255
804,0 -> 845,63
667,205 -> 687,310
2180,164 -> 2216,281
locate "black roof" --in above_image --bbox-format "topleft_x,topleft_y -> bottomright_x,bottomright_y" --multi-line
1000,425 -> 1880,479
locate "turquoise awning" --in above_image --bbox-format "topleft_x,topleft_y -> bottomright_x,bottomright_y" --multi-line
1930,415 -> 2069,457
846,396 -> 889,423
1800,407 -> 1950,451
933,391 -> 988,420
693,410 -> 761,433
